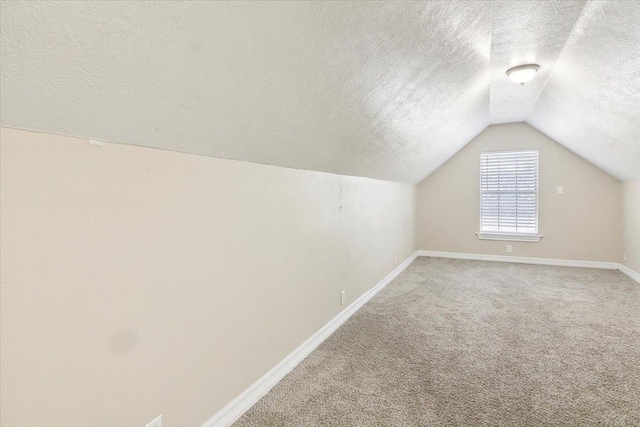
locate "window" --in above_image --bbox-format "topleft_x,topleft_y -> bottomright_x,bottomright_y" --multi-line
477,149 -> 542,242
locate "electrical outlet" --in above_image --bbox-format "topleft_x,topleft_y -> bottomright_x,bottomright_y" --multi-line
340,290 -> 345,306
624,252 -> 628,262
145,415 -> 162,427
394,256 -> 398,266
506,245 -> 513,253
557,186 -> 563,194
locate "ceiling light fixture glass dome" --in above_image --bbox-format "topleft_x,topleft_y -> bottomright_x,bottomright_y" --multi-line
506,64 -> 539,85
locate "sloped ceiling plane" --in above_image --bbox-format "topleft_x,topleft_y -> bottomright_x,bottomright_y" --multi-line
1,1 -> 638,183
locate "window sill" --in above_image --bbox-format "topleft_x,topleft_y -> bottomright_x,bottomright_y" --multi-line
476,232 -> 543,242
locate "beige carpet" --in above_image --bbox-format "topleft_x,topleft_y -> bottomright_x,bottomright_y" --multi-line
234,258 -> 640,426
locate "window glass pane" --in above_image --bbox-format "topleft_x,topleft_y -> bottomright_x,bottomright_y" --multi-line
480,150 -> 538,234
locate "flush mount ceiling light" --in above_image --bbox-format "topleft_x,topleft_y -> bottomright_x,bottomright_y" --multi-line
506,64 -> 539,85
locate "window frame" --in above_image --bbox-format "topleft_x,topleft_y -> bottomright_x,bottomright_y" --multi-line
476,149 -> 543,243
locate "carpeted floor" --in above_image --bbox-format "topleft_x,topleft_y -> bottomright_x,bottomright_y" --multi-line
234,257 -> 640,426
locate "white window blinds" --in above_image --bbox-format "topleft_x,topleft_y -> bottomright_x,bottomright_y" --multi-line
480,150 -> 538,234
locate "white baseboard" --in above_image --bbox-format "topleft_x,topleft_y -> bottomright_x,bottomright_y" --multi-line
201,251 -> 419,427
418,250 -> 640,284
417,250 -> 619,270
202,249 -> 636,427
618,264 -> 640,284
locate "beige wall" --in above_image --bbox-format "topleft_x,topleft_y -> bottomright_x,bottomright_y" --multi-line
622,181 -> 640,272
417,123 -> 622,262
0,127 -> 417,427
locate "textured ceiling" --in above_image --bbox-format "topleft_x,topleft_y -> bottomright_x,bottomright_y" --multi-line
1,1 -> 638,183
528,0 -> 640,182
489,1 -> 586,124
0,1 -> 490,184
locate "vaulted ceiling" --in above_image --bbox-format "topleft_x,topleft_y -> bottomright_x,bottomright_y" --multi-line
1,1 -> 638,183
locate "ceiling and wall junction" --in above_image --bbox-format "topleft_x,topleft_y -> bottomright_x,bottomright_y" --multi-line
1,1 -> 638,183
